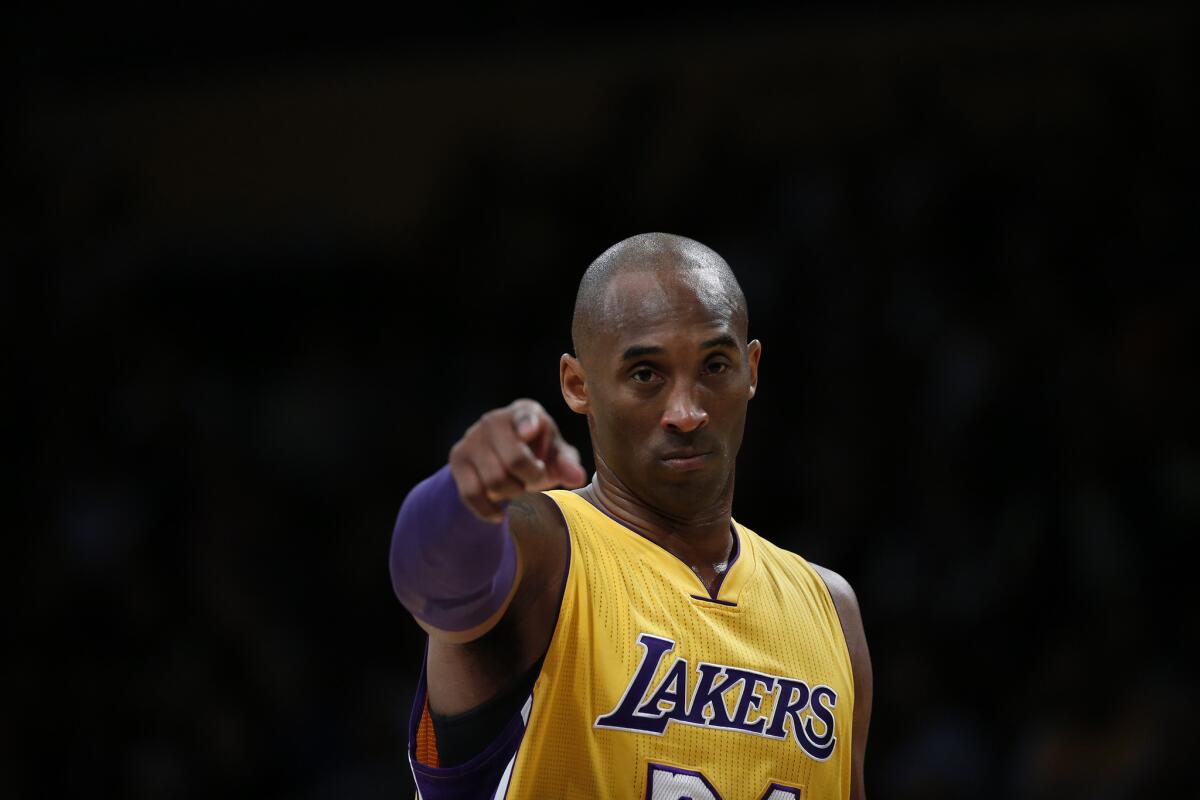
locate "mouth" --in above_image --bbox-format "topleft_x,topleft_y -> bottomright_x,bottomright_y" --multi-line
660,450 -> 712,471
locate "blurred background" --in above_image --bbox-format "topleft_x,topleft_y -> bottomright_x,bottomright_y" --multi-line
9,4 -> 1198,798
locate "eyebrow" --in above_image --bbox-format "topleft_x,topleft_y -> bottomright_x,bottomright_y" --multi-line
620,344 -> 665,361
619,335 -> 739,362
701,334 -> 738,350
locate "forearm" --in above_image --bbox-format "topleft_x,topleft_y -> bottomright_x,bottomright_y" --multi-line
389,465 -> 519,637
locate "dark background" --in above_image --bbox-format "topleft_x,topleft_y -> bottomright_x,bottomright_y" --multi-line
10,5 -> 1198,798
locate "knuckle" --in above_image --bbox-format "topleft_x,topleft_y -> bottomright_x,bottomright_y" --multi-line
450,439 -> 482,468
488,411 -> 516,434
454,469 -> 479,496
506,447 -> 534,468
479,465 -> 507,491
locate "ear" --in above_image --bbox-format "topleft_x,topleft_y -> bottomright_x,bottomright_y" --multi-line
560,353 -> 590,414
747,339 -> 762,399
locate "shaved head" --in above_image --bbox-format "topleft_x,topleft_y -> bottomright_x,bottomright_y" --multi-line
571,233 -> 748,361
559,231 -> 761,522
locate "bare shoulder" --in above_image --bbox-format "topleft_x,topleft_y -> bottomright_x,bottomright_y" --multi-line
506,491 -> 567,539
505,492 -> 570,601
506,492 -> 568,572
810,561 -> 873,799
809,563 -> 861,625
808,562 -> 868,655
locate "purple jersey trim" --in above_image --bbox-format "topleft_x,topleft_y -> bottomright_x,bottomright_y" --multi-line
688,594 -> 739,607
407,494 -> 573,799
707,524 -> 741,599
408,660 -> 529,800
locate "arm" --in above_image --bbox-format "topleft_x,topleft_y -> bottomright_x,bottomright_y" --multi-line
390,399 -> 586,713
812,564 -> 873,800
388,464 -> 522,643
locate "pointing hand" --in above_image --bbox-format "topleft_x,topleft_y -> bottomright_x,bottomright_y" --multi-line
449,399 -> 587,522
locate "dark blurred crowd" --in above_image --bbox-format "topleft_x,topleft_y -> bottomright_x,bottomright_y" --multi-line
10,6 -> 1197,798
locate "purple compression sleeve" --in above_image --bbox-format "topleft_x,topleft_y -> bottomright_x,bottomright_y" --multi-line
389,464 -> 518,633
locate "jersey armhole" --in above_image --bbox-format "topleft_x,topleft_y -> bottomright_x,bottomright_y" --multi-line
807,561 -> 856,707
408,657 -> 531,797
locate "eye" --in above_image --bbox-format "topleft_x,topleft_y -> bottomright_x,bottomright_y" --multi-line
706,360 -> 731,375
631,367 -> 658,383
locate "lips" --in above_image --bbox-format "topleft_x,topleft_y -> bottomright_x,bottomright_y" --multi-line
660,450 -> 712,470
661,449 -> 709,460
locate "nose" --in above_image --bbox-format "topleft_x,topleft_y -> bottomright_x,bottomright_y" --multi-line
661,380 -> 709,433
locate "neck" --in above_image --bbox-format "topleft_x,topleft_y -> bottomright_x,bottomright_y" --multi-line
579,457 -> 736,593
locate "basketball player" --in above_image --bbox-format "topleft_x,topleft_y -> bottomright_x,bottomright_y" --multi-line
389,233 -> 872,798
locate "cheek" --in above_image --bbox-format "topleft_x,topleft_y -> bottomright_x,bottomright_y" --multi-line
596,401 -> 659,452
715,398 -> 751,437
592,403 -> 632,445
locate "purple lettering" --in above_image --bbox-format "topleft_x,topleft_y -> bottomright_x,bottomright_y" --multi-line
597,633 -> 840,762
594,634 -> 676,734
765,678 -> 810,740
636,657 -> 690,718
679,663 -> 736,727
723,668 -> 776,734
800,686 -> 837,760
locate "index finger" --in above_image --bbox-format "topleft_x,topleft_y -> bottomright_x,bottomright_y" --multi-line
509,399 -> 552,443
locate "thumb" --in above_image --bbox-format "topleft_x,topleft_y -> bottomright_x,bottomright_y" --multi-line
549,441 -> 587,488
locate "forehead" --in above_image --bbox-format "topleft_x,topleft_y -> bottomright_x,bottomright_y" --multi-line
594,267 -> 741,355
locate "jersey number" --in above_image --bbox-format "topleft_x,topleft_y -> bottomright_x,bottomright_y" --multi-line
646,763 -> 801,799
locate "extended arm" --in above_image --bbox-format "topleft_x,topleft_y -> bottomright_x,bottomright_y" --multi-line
390,399 -> 584,640
390,399 -> 586,717
813,564 -> 873,800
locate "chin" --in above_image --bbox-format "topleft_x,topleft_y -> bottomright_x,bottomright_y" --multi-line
655,459 -> 727,491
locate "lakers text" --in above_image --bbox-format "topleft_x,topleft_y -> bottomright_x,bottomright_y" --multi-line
594,633 -> 838,760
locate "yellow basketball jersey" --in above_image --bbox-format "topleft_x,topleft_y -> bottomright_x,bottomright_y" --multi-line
500,489 -> 855,799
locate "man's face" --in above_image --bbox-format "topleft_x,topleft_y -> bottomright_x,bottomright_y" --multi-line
570,267 -> 761,512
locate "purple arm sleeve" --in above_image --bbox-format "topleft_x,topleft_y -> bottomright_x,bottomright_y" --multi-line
389,465 -> 518,634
